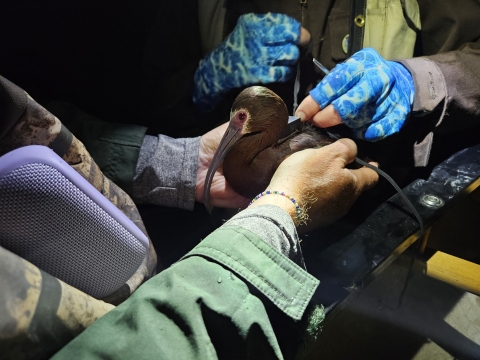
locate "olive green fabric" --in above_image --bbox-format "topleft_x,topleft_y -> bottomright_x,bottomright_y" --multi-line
363,0 -> 421,60
183,226 -> 318,320
52,225 -> 319,359
46,101 -> 147,195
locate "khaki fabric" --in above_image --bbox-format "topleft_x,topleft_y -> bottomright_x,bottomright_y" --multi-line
364,0 -> 421,59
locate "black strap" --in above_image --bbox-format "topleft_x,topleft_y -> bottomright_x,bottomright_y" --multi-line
29,270 -> 74,356
348,0 -> 367,55
49,123 -> 74,158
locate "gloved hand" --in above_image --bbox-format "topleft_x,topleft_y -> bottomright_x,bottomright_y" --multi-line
193,13 -> 302,111
297,48 -> 415,141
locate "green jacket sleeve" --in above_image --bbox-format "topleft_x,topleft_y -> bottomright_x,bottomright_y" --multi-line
52,208 -> 319,360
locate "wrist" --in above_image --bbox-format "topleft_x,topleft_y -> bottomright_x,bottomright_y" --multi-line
395,58 -> 446,114
389,61 -> 415,105
249,191 -> 303,226
195,140 -> 209,203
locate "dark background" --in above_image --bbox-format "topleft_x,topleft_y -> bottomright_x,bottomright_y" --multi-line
3,0 -> 480,270
0,0 -> 219,137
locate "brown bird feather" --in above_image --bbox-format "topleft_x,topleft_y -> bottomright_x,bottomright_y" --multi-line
203,86 -> 335,208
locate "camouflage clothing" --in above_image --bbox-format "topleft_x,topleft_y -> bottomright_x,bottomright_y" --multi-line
0,246 -> 114,360
0,73 -> 158,324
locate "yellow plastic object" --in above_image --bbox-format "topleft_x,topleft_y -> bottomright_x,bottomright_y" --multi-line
426,251 -> 480,296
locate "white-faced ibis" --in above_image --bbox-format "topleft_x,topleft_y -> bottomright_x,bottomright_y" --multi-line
203,86 -> 335,209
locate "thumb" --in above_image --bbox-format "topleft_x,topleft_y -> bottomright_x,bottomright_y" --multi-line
295,96 -> 342,128
295,95 -> 320,122
299,27 -> 311,46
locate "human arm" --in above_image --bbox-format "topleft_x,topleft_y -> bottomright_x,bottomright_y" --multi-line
397,39 -> 480,133
133,122 -> 250,209
295,48 -> 415,141
296,40 -> 480,141
249,139 -> 379,231
52,140 -> 378,359
52,207 -> 313,360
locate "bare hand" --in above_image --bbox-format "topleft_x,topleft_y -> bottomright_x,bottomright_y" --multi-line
250,139 -> 378,230
196,123 -> 251,208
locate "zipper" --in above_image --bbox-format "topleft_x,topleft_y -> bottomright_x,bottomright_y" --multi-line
300,0 -> 307,25
293,0 -> 308,115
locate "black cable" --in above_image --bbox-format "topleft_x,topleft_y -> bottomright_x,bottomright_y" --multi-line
355,158 -> 424,234
355,157 -> 424,309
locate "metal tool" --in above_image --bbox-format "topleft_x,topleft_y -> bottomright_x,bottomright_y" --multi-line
279,115 -> 302,138
285,59 -> 331,138
313,58 -> 330,75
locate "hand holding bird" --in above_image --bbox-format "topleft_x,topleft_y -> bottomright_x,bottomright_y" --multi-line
199,85 -> 378,230
250,139 -> 379,230
202,86 -> 335,212
196,122 -> 251,209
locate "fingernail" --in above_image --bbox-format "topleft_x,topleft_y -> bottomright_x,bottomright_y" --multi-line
296,110 -> 306,122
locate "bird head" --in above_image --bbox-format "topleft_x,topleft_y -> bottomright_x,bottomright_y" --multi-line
228,86 -> 289,136
203,86 -> 289,211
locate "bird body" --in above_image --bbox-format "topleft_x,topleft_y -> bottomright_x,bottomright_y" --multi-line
223,125 -> 333,198
203,86 -> 334,207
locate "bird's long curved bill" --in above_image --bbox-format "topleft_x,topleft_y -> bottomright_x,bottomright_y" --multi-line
203,124 -> 242,212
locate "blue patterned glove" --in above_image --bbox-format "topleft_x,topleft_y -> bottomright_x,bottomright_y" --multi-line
310,48 -> 414,141
193,13 -> 301,111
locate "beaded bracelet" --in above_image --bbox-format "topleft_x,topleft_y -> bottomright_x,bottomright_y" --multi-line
249,190 -> 302,223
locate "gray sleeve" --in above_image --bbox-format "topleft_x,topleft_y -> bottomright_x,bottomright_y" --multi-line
398,49 -> 480,166
397,58 -> 449,167
224,204 -> 306,269
397,57 -> 447,116
132,134 -> 201,210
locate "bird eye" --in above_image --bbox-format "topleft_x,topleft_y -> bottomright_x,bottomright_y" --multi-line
238,111 -> 247,121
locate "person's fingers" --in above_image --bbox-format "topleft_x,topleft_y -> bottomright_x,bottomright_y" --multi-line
311,104 -> 342,128
322,138 -> 358,165
265,44 -> 299,66
259,15 -> 301,44
201,121 -> 229,153
296,97 -> 343,128
349,165 -> 379,192
266,65 -> 296,82
295,95 -> 320,122
299,27 -> 311,45
215,121 -> 229,133
207,177 -> 251,209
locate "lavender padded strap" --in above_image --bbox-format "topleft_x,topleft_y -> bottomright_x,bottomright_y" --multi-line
0,145 -> 149,298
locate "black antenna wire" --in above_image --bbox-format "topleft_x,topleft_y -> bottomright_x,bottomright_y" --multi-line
355,157 -> 425,309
